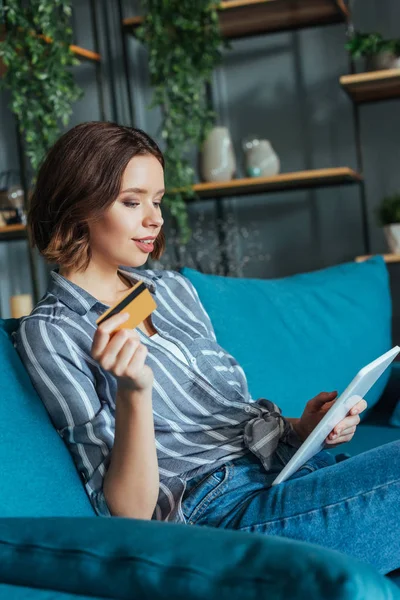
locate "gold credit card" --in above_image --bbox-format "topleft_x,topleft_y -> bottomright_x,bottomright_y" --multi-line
96,280 -> 157,332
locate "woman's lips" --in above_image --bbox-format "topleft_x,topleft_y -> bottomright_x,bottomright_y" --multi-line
133,239 -> 154,253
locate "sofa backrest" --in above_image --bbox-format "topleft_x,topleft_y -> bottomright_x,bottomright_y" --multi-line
0,318 -> 94,517
182,256 -> 393,419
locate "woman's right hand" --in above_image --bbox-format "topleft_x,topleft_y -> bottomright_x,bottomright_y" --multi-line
91,312 -> 154,393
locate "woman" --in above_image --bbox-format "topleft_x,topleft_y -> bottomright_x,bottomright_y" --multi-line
14,121 -> 398,575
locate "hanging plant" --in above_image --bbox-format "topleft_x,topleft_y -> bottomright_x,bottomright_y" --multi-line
0,0 -> 83,176
136,1 -> 227,244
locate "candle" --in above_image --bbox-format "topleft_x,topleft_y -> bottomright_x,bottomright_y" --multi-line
10,294 -> 33,318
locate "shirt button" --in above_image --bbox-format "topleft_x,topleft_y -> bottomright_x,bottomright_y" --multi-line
244,406 -> 251,413
190,358 -> 196,364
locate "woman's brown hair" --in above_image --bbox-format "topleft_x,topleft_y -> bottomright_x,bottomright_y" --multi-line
28,121 -> 166,272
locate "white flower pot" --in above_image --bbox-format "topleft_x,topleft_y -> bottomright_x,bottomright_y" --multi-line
384,224 -> 400,253
366,52 -> 400,72
201,127 -> 236,182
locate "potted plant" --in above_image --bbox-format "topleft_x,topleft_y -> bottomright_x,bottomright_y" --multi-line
136,1 -> 226,244
377,193 -> 400,254
346,32 -> 400,72
0,0 -> 83,176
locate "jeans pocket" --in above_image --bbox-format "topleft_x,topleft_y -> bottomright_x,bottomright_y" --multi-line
290,450 -> 337,479
182,465 -> 229,524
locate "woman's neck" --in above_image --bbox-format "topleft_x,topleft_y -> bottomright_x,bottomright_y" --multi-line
58,266 -> 132,306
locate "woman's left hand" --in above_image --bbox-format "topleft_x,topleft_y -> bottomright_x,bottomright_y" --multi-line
295,391 -> 368,448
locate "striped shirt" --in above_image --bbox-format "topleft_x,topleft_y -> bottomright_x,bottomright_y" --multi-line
12,266 -> 302,523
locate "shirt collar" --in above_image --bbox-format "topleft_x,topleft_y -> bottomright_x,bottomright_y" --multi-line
48,266 -> 157,316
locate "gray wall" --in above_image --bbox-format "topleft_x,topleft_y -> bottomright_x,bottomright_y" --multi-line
0,0 -> 399,317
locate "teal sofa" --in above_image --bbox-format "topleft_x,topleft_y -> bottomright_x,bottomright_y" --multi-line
1,256 -> 400,598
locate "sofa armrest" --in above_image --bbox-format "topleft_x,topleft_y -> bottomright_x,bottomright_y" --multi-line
0,517 -> 398,599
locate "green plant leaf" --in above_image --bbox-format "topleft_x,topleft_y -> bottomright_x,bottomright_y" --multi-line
138,0 -> 224,243
2,0 -> 83,179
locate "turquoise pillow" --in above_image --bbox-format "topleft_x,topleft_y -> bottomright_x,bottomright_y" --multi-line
0,516 -> 398,599
181,257 -> 392,420
0,318 -> 94,517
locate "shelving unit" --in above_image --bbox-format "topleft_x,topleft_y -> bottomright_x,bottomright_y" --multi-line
0,28 -> 101,72
191,168 -> 361,200
340,69 -> 400,104
121,0 -> 372,272
356,254 -> 400,264
0,3 -> 104,305
0,224 -> 27,242
123,0 -> 348,39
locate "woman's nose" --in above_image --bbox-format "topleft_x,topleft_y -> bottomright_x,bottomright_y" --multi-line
144,205 -> 164,227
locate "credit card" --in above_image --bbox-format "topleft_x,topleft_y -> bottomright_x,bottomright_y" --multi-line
96,279 -> 157,332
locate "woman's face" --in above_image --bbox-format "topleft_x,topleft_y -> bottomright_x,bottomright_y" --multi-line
89,154 -> 165,268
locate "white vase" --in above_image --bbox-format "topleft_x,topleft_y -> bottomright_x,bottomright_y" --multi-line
384,224 -> 400,253
201,127 -> 236,182
366,52 -> 400,72
244,139 -> 280,178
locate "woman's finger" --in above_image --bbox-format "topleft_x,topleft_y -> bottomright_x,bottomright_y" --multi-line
91,312 -> 130,359
325,432 -> 354,446
350,399 -> 367,415
113,337 -> 141,376
334,414 -> 360,434
334,425 -> 356,438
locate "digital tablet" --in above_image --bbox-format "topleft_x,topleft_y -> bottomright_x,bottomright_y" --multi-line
271,345 -> 400,486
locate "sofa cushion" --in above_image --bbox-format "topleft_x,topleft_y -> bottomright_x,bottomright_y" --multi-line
181,257 -> 392,420
0,318 -> 94,517
0,516 -> 398,599
0,584 -> 100,599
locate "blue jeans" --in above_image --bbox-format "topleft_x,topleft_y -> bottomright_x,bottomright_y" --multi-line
181,439 -> 400,575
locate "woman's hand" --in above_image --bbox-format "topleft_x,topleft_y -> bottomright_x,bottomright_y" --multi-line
295,391 -> 368,448
91,312 -> 154,393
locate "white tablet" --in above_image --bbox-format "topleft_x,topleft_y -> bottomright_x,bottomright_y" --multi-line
271,345 -> 400,486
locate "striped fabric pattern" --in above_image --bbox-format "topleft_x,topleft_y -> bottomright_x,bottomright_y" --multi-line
12,266 -> 302,523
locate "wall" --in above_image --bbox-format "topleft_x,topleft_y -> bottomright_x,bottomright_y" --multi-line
0,0 -> 399,317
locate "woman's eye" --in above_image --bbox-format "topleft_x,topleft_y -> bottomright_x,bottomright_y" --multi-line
123,201 -> 162,208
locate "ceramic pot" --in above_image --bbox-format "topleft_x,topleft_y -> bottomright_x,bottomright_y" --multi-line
244,138 -> 280,178
366,52 -> 400,71
201,127 -> 236,182
384,224 -> 400,253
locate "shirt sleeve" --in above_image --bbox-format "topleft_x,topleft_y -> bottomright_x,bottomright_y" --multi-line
14,317 -> 113,517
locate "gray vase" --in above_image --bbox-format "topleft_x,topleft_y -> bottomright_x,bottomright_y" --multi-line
366,52 -> 400,71
201,127 -> 236,183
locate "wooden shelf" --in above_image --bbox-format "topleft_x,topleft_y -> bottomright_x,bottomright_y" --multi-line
0,224 -> 27,242
340,69 -> 400,104
356,254 -> 400,264
123,0 -> 349,40
0,27 -> 100,76
188,167 -> 361,200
